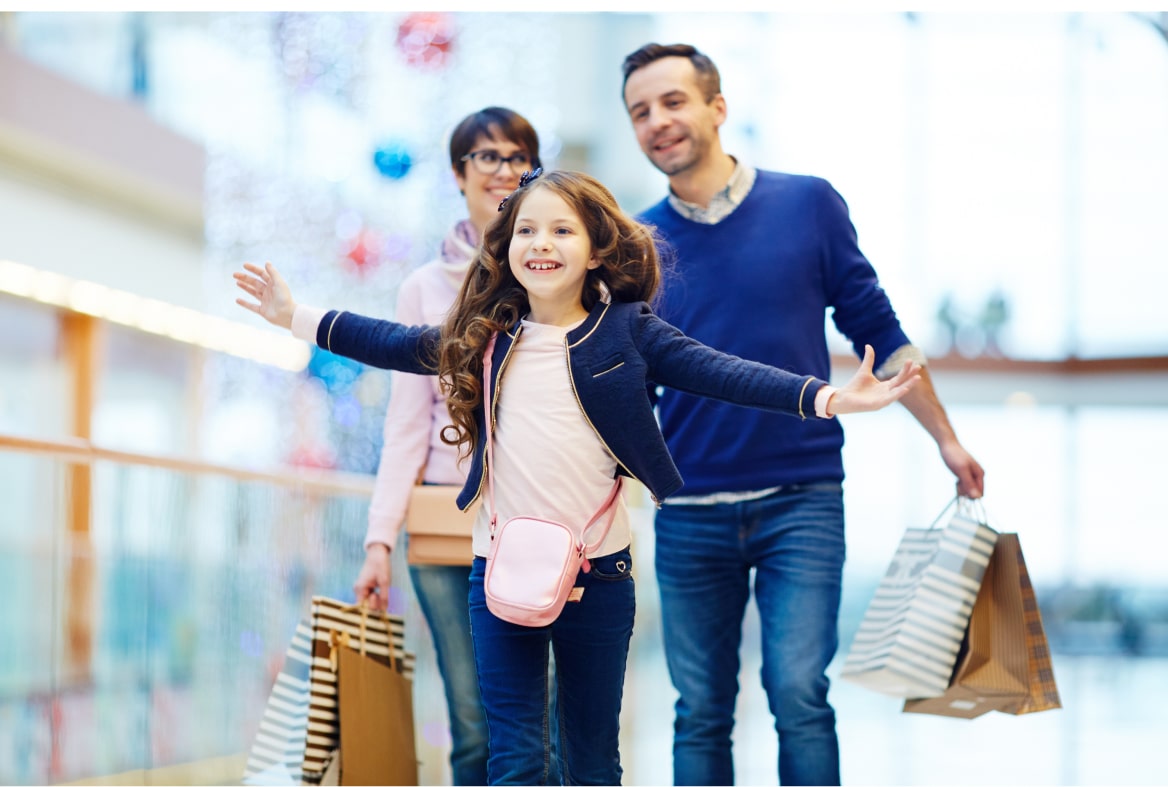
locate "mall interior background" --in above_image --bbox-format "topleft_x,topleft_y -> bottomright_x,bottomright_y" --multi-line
0,10 -> 1166,786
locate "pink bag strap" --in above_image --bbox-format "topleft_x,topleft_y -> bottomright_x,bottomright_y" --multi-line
481,330 -> 623,560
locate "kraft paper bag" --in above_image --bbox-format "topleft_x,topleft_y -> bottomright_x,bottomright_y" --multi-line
840,497 -> 999,699
336,636 -> 419,785
903,533 -> 1061,718
1000,533 -> 1062,715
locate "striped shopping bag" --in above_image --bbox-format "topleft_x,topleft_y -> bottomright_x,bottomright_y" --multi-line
242,619 -> 313,785
302,596 -> 415,785
840,497 -> 999,699
241,597 -> 414,785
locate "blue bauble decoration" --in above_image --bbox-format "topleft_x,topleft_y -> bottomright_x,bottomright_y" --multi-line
373,142 -> 413,180
307,345 -> 363,394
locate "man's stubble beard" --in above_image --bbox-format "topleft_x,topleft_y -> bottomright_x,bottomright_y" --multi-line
651,134 -> 708,179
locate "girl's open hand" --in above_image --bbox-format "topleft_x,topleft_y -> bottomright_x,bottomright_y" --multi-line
234,261 -> 296,330
827,345 -> 920,415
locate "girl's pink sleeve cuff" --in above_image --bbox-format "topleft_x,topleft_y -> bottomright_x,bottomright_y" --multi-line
815,385 -> 837,419
291,305 -> 328,343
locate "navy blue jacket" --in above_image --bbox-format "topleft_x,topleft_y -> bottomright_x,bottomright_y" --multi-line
315,300 -> 829,509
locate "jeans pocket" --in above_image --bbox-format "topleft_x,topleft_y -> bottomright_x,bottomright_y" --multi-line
588,550 -> 633,581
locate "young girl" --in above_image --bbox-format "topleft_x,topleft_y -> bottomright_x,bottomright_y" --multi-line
235,169 -> 920,786
356,106 -> 541,786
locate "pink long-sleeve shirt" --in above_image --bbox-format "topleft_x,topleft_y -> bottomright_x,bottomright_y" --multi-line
364,256 -> 469,551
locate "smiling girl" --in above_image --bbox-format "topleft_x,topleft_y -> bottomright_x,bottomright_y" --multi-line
234,169 -> 920,785
354,107 -> 540,786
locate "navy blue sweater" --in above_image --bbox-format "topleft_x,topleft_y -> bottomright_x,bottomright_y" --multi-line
314,300 -> 829,509
639,170 -> 912,494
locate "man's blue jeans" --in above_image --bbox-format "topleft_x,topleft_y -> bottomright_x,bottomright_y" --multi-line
408,561 -> 489,786
469,549 -> 635,785
654,483 -> 845,786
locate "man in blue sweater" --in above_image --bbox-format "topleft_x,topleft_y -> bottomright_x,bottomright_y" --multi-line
621,43 -> 986,786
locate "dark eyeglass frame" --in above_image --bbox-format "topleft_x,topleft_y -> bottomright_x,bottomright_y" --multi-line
460,149 -> 533,175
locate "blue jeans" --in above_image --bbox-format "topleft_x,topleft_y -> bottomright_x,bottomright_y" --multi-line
408,560 -> 489,786
654,484 -> 845,786
469,550 -> 635,785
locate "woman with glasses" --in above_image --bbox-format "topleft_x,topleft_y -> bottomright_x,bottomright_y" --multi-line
352,107 -> 541,785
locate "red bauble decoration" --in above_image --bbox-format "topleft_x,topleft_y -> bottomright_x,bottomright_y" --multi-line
395,12 -> 454,70
341,229 -> 385,277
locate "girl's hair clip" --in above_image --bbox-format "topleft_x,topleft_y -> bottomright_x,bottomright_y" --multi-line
498,167 -> 545,212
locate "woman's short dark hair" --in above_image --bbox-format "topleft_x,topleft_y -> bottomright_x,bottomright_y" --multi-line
448,107 -> 541,175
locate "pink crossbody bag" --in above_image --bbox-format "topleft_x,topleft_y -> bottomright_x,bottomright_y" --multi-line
480,331 -> 624,627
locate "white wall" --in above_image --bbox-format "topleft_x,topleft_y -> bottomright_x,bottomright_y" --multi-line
0,45 -> 207,311
0,164 -> 206,309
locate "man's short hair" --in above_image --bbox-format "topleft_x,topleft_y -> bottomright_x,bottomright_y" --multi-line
621,43 -> 721,103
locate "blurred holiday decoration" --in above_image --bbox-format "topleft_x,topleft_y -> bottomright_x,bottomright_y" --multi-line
383,232 -> 413,264
395,12 -> 455,70
373,141 -> 413,180
286,376 -> 339,470
340,227 -> 387,277
307,345 -> 364,396
201,11 -> 559,481
273,12 -> 369,104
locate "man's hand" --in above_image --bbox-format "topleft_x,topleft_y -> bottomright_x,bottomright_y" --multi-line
940,440 -> 985,499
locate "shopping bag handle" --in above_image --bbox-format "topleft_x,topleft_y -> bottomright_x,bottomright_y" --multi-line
357,600 -> 403,673
926,494 -> 988,530
328,605 -> 403,674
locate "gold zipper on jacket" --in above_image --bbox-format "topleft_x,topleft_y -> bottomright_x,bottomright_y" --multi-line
563,335 -> 659,508
462,326 -> 521,511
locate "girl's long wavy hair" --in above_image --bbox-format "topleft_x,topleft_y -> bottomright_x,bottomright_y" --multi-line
437,169 -> 662,459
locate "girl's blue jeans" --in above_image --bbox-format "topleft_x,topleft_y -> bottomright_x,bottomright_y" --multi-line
469,549 -> 635,785
654,483 -> 845,787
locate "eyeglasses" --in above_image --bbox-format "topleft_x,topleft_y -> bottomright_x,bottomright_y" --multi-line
461,149 -> 533,176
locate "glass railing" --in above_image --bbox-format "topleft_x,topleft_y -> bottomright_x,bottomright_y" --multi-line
0,433 -> 379,785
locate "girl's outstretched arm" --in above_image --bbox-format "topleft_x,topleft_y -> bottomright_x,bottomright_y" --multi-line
825,344 -> 920,415
234,261 -> 296,329
234,260 -> 440,376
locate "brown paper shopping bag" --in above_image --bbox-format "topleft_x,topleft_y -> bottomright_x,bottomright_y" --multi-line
1000,533 -> 1062,715
904,533 -> 1061,718
335,632 -> 419,785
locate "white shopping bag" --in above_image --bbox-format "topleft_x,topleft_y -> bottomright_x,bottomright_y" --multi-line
840,497 -> 999,699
